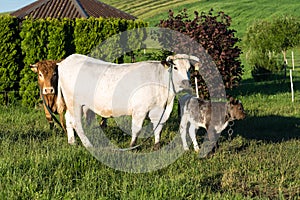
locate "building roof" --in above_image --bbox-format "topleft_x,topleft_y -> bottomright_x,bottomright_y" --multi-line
11,0 -> 136,20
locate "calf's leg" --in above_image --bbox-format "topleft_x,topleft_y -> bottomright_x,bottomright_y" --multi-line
188,123 -> 200,152
179,115 -> 189,150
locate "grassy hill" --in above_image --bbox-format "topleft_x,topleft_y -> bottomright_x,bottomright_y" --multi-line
103,0 -> 300,38
103,0 -> 300,78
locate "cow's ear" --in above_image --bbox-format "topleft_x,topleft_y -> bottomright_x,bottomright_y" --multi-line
166,55 -> 174,62
30,64 -> 38,73
161,61 -> 169,69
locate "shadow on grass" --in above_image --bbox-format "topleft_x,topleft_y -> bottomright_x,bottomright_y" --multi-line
232,115 -> 300,142
229,73 -> 300,97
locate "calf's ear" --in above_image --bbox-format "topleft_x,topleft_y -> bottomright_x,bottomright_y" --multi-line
30,64 -> 38,73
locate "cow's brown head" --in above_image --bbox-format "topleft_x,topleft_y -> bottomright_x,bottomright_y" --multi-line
227,97 -> 246,120
30,60 -> 59,95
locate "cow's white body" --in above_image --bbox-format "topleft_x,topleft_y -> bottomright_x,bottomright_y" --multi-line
57,54 -> 195,148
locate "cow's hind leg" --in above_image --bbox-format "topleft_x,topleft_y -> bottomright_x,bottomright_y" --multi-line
73,106 -> 93,148
59,111 -> 67,133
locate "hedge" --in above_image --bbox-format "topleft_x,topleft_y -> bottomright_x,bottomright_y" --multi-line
74,18 -> 147,62
0,15 -> 22,105
0,16 -> 147,106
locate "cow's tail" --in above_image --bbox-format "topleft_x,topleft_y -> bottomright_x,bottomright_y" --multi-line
56,78 -> 66,114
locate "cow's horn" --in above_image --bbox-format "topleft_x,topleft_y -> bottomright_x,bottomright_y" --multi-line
188,55 -> 200,62
194,63 -> 200,71
30,64 -> 38,73
166,55 -> 174,61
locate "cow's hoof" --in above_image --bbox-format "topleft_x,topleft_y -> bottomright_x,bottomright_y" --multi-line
194,148 -> 200,153
100,119 -> 107,128
183,147 -> 189,151
68,137 -> 76,145
130,140 -> 137,148
153,143 -> 160,151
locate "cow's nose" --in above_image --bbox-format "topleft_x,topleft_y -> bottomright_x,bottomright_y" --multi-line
43,87 -> 55,95
181,80 -> 191,89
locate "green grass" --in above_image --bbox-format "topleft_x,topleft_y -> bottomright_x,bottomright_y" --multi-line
1,80 -> 300,199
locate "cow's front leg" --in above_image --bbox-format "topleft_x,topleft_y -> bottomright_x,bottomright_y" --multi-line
65,110 -> 76,145
130,112 -> 147,147
149,103 -> 173,150
44,105 -> 54,130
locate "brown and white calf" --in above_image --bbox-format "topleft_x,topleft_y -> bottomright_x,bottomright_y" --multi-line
30,60 -> 67,132
179,94 -> 246,152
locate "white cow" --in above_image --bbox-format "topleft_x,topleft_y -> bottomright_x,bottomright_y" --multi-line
57,54 -> 198,149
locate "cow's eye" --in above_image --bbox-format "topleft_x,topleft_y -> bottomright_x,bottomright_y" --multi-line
39,72 -> 43,78
53,72 -> 57,76
173,66 -> 178,70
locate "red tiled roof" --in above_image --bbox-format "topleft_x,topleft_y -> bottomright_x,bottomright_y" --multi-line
11,0 -> 136,20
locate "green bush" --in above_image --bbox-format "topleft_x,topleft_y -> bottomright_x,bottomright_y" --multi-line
244,16 -> 300,81
0,15 -> 22,105
47,18 -> 75,60
0,17 -> 147,106
19,18 -> 75,107
74,18 -> 148,62
19,18 -> 50,107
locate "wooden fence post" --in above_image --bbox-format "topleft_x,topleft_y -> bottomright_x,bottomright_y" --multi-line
195,77 -> 199,98
292,51 -> 295,70
290,69 -> 294,102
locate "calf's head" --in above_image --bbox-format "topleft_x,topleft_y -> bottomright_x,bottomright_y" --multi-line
30,60 -> 58,95
227,97 -> 246,120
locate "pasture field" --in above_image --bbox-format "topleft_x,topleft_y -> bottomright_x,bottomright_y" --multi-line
0,74 -> 300,199
102,0 -> 300,38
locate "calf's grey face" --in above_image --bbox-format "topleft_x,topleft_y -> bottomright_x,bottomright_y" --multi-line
228,98 -> 246,120
30,60 -> 58,95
